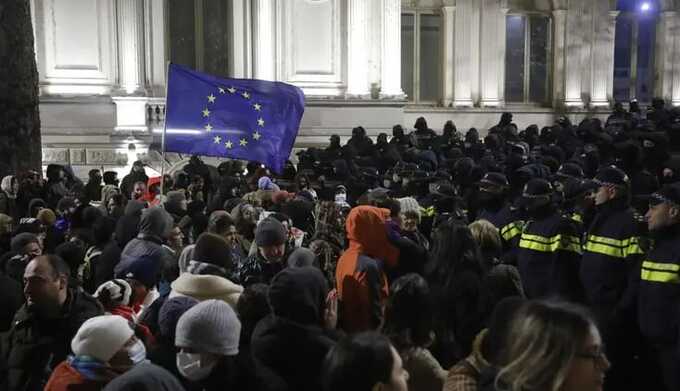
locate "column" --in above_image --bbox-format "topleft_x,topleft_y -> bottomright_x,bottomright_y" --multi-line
453,0 -> 475,106
117,0 -> 146,94
672,14 -> 680,105
231,0 -> 253,78
590,10 -> 618,107
564,5 -> 584,108
441,4 -> 455,106
656,11 -> 677,101
480,0 -> 505,107
253,0 -> 276,81
380,0 -> 405,98
347,0 -> 371,97
552,9 -> 567,108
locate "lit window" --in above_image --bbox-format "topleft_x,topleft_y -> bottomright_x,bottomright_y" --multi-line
401,12 -> 442,103
167,0 -> 230,77
613,0 -> 658,103
504,14 -> 551,104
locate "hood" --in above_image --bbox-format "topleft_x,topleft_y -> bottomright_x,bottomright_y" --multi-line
170,273 -> 243,306
28,198 -> 46,217
125,199 -> 147,216
345,206 -> 399,265
1,176 -> 15,197
101,362 -> 185,391
138,207 -> 173,238
268,267 -> 328,325
101,185 -> 120,203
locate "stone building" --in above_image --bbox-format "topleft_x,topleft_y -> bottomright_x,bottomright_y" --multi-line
32,0 -> 680,176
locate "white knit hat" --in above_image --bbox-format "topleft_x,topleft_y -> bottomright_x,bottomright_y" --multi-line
175,299 -> 241,356
398,197 -> 421,219
71,315 -> 134,363
94,279 -> 132,307
170,273 -> 243,308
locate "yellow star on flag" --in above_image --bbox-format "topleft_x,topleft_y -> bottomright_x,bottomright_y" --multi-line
242,91 -> 250,99
227,87 -> 237,94
257,118 -> 265,127
225,140 -> 233,149
207,94 -> 216,103
219,87 -> 226,94
253,131 -> 261,140
253,103 -> 262,111
240,138 -> 248,146
213,135 -> 221,144
205,124 -> 213,132
202,108 -> 210,117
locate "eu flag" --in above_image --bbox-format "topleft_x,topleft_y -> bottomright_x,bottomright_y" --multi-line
164,63 -> 305,173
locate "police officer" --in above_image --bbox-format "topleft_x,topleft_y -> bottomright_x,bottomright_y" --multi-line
580,166 -> 645,390
516,178 -> 583,301
639,183 -> 680,391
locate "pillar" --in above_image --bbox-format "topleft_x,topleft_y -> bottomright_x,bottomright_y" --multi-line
552,9 -> 567,108
656,11 -> 677,101
380,0 -> 405,98
231,0 -> 253,78
453,0 -> 477,106
253,0 -> 276,81
590,10 -> 619,107
441,4 -> 455,106
347,0 -> 371,97
480,0 -> 506,107
116,0 -> 146,94
564,5 -> 585,108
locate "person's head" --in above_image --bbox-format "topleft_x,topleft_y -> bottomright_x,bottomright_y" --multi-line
109,194 -> 127,216
71,315 -> 143,368
132,161 -> 145,174
397,197 -> 420,232
23,255 -> 70,317
54,241 -> 86,280
593,166 -> 629,206
255,217 -> 288,263
478,172 -> 509,202
392,124 -> 404,138
269,267 -> 328,325
94,279 -> 133,310
132,181 -> 147,201
646,183 -> 680,232
92,216 -> 116,247
103,171 -> 119,186
11,232 -> 42,258
158,296 -> 199,342
0,213 -> 13,235
236,283 -> 270,340
191,232 -> 232,274
207,210 -> 238,244
166,225 -> 185,250
37,208 -> 57,228
330,134 -> 341,146
165,190 -> 187,212
322,332 -> 409,391
497,301 -> 609,391
384,274 -> 434,350
518,178 -> 556,214
88,169 -> 102,183
481,297 -> 525,365
175,300 -> 241,382
414,116 -> 428,131
428,219 -> 482,278
469,219 -> 502,258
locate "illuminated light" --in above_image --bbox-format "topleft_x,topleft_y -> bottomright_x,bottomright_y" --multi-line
640,2 -> 651,11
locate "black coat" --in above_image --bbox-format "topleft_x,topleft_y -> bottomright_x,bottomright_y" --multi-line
0,288 -> 103,391
0,273 -> 23,332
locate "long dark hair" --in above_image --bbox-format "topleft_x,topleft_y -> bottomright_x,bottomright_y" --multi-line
322,332 -> 394,391
425,219 -> 484,287
383,273 -> 434,351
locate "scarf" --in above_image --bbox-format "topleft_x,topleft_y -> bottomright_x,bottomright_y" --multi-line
67,355 -> 119,382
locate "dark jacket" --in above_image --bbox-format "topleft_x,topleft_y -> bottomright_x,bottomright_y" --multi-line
84,241 -> 122,294
102,363 -> 184,391
0,288 -> 103,391
251,268 -> 338,391
237,250 -> 289,287
0,273 -> 23,332
114,200 -> 147,249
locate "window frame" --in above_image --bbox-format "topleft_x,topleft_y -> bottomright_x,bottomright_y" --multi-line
613,10 -> 657,104
504,11 -> 553,107
401,9 -> 442,104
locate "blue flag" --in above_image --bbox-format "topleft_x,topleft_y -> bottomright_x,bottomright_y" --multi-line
164,63 -> 305,173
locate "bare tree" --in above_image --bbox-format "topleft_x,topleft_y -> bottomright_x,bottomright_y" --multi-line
0,0 -> 42,176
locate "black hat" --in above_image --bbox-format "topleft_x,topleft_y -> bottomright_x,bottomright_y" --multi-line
479,172 -> 509,192
518,178 -> 555,208
255,217 -> 288,247
649,182 -> 680,207
563,178 -> 599,201
594,166 -> 629,187
556,163 -> 584,179
366,187 -> 391,203
432,183 -> 456,198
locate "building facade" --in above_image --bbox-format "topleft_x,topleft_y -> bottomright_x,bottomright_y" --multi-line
33,0 -> 680,176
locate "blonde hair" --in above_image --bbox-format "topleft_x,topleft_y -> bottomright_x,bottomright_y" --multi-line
496,301 -> 594,391
469,219 -> 502,254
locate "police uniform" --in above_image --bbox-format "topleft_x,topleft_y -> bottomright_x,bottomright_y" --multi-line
638,185 -> 680,391
516,179 -> 583,301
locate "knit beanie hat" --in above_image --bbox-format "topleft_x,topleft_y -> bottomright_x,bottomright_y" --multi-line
114,254 -> 160,288
257,176 -> 279,191
398,197 -> 421,219
193,233 -> 232,271
255,217 -> 287,247
37,208 -> 57,226
94,279 -> 133,307
175,299 -> 241,356
11,232 -> 39,253
165,191 -> 186,209
158,296 -> 199,340
71,315 -> 134,363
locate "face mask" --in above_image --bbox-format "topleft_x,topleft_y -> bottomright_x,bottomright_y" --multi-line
392,174 -> 400,183
335,193 -> 347,203
383,180 -> 391,188
127,339 -> 147,365
177,352 -> 217,382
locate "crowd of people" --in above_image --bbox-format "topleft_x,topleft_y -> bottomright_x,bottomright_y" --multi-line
0,97 -> 679,391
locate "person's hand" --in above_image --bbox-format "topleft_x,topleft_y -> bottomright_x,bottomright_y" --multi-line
324,289 -> 338,330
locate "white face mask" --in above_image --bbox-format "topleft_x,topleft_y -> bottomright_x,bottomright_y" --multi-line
335,193 -> 347,203
127,339 -> 147,365
177,352 -> 217,382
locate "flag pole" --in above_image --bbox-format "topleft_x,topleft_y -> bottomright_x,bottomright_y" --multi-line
159,62 -> 171,198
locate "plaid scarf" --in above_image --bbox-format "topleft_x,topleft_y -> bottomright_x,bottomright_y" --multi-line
67,355 -> 119,382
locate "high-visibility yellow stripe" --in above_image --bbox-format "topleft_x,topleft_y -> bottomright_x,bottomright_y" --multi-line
519,234 -> 582,254
642,261 -> 680,272
584,235 -> 644,258
571,213 -> 583,223
501,221 -> 523,241
641,269 -> 680,284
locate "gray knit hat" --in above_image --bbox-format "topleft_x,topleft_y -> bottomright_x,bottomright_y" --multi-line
175,299 -> 241,356
255,217 -> 287,247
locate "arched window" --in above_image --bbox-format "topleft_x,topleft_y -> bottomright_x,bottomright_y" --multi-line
504,13 -> 551,104
613,0 -> 658,102
167,0 -> 231,77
